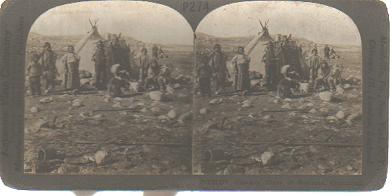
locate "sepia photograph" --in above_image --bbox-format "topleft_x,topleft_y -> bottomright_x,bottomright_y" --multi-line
192,1 -> 363,175
23,1 -> 194,175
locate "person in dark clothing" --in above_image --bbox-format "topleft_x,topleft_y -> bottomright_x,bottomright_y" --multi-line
324,45 -> 331,59
108,64 -> 129,98
197,62 -> 213,97
263,41 -> 277,90
92,40 -> 107,90
40,42 -> 57,94
277,64 -> 299,98
27,53 -> 43,96
209,44 -> 229,95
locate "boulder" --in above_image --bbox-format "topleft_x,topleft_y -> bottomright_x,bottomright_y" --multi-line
149,91 -> 163,101
174,83 -> 181,89
167,109 -> 177,119
319,91 -> 333,102
309,108 -> 317,114
261,151 -> 274,165
39,97 -> 53,104
72,99 -> 83,107
336,86 -> 345,95
112,102 -> 122,108
30,106 -> 39,113
150,107 -> 161,114
281,103 -> 291,109
336,111 -> 345,120
241,100 -> 252,108
209,98 -> 222,105
94,150 -> 109,165
199,108 -> 208,115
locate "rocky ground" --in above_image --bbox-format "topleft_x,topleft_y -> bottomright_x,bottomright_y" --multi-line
192,81 -> 362,175
24,85 -> 193,175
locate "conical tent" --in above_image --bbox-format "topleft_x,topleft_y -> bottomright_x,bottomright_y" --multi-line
244,20 -> 274,76
74,19 -> 104,75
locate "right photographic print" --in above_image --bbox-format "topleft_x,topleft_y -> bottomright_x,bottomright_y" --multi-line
192,1 -> 363,175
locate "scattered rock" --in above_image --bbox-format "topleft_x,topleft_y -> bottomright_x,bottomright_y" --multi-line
94,150 -> 109,165
150,107 -> 161,114
178,112 -> 193,124
209,98 -> 223,105
158,115 -> 168,121
263,115 -> 272,120
166,86 -> 176,95
306,103 -> 314,107
336,111 -> 345,120
261,151 -> 274,165
30,106 -> 39,113
140,108 -> 148,113
149,91 -> 163,101
309,108 -> 317,114
113,97 -> 123,102
309,145 -> 318,153
174,83 -> 181,89
72,99 -> 83,107
167,109 -> 177,119
199,108 -> 208,115
32,118 -> 49,132
241,100 -> 252,108
326,116 -> 337,121
343,84 -> 351,89
319,91 -> 333,102
103,97 -> 111,103
112,102 -> 122,108
39,97 -> 53,104
336,86 -> 345,95
273,99 -> 280,104
281,103 -> 291,109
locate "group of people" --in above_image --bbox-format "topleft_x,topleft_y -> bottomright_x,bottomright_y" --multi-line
195,38 -> 343,98
26,42 -> 58,96
196,44 -> 252,97
26,33 -> 172,98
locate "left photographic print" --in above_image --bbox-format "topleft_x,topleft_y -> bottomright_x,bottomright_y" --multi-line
24,1 -> 194,175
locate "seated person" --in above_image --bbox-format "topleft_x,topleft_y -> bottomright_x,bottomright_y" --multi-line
108,64 -> 130,98
277,64 -> 299,98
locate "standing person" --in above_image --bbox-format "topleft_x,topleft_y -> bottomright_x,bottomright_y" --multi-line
209,44 -> 228,95
138,47 -> 150,90
62,45 -> 80,91
157,64 -> 171,92
40,42 -> 58,94
232,46 -> 251,96
27,53 -> 43,96
314,61 -> 334,91
263,41 -> 277,90
324,45 -> 331,59
104,37 -> 114,79
196,62 -> 213,97
308,48 -> 322,88
145,59 -> 160,90
92,40 -> 107,90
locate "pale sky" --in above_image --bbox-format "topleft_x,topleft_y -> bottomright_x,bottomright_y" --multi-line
197,1 -> 361,46
30,1 -> 194,45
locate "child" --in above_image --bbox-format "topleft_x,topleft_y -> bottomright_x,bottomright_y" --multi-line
157,64 -> 171,92
197,62 -> 213,97
27,53 -> 43,96
108,64 -> 130,98
277,64 -> 299,98
144,60 -> 160,90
